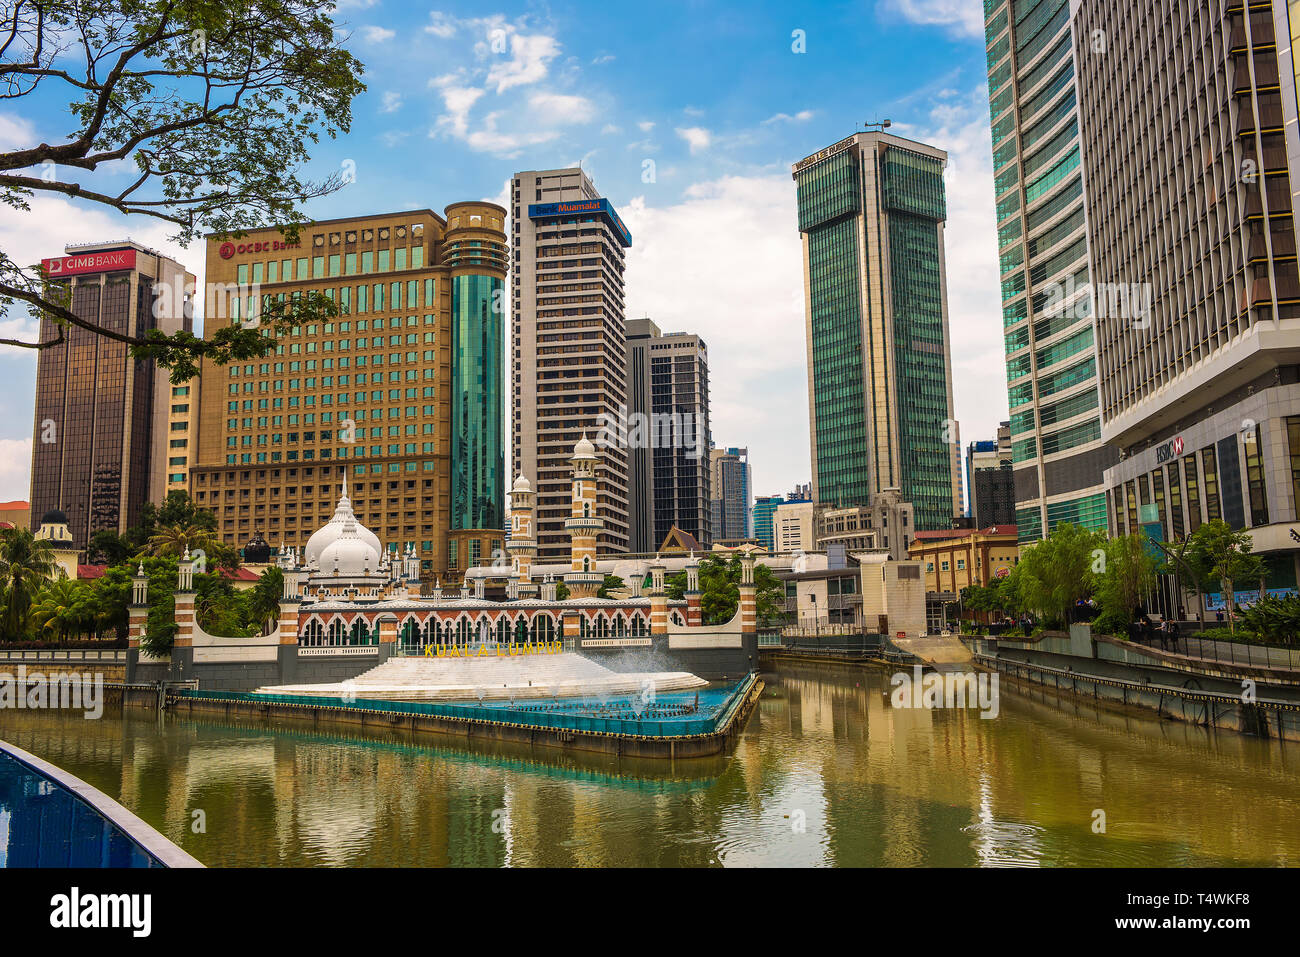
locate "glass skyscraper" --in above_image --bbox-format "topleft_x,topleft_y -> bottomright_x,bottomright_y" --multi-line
982,0 -> 1117,543
792,130 -> 961,532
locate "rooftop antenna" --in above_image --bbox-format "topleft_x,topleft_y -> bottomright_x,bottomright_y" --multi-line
864,118 -> 892,133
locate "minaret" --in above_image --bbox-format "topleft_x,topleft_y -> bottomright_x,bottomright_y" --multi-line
563,434 -> 604,599
507,474 -> 538,598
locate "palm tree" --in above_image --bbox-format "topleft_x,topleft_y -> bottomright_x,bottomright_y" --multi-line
0,527 -> 62,638
246,567 -> 284,636
145,523 -> 220,562
30,578 -> 92,642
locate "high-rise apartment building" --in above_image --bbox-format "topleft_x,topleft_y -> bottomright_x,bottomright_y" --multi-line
30,242 -> 194,547
710,446 -> 752,541
510,168 -> 632,560
1073,0 -> 1300,595
190,205 -> 507,582
625,318 -> 711,552
982,0 -> 1118,544
792,130 -> 961,531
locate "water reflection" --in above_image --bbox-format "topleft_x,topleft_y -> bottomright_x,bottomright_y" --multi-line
1,661 -> 1298,867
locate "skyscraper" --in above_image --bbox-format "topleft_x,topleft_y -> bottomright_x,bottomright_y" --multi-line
710,446 -> 752,541
191,205 -> 507,582
625,318 -> 712,552
30,242 -> 194,547
792,129 -> 961,531
967,421 -> 1015,528
751,494 -> 785,552
510,168 -> 632,560
982,0 -> 1117,544
1072,0 -> 1300,592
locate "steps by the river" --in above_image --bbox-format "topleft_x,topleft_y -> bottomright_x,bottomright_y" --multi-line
255,652 -> 709,702
892,635 -> 974,673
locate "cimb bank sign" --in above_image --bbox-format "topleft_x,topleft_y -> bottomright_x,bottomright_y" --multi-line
41,249 -> 137,276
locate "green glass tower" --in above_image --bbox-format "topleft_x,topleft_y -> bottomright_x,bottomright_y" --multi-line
982,0 -> 1117,543
793,130 -> 961,532
444,202 -> 509,562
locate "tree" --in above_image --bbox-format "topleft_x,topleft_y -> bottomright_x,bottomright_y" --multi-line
87,529 -> 133,565
30,577 -> 94,641
666,554 -> 785,626
1188,521 -> 1266,634
245,566 -> 284,635
0,0 -> 365,380
1015,523 -> 1104,628
1094,533 -> 1160,632
0,526 -> 62,637
595,574 -> 625,599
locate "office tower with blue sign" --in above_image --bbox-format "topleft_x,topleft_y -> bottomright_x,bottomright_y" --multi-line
511,168 -> 633,560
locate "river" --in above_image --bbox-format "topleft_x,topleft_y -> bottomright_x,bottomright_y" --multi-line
2,661 -> 1297,866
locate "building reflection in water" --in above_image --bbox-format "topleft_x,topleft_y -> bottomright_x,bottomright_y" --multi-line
4,662 -> 1300,867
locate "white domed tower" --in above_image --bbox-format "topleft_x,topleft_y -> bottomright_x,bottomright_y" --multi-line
564,435 -> 604,598
507,474 -> 538,598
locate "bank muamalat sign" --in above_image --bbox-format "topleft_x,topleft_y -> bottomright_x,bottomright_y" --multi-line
1154,435 -> 1185,464
41,249 -> 137,276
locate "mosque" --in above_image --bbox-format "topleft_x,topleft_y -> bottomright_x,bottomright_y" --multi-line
127,437 -> 758,690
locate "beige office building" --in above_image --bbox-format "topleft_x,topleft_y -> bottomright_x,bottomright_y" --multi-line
510,168 -> 632,560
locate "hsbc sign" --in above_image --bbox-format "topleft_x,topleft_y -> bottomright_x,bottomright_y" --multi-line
41,249 -> 137,276
1155,435 -> 1185,464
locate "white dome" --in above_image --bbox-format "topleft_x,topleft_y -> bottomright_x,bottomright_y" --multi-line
572,433 -> 596,458
318,519 -> 380,576
305,477 -> 381,565
512,474 -> 532,493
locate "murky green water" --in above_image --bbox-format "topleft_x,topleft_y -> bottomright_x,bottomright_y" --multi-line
2,661 -> 1298,866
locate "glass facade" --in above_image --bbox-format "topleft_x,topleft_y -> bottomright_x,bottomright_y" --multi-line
983,0 -> 1116,544
883,150 -> 954,531
451,273 -> 504,532
794,135 -> 959,530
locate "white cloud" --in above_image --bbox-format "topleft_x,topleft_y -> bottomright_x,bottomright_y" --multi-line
362,25 -> 395,43
432,85 -> 485,138
425,12 -> 457,38
592,54 -> 615,65
462,112 -> 560,156
380,91 -> 402,113
486,33 -> 561,93
878,0 -> 985,39
0,438 -> 31,501
601,123 -> 622,135
637,120 -> 655,132
623,175 -> 810,497
0,112 -> 35,152
527,92 -> 596,126
675,126 -> 712,154
762,110 -> 815,125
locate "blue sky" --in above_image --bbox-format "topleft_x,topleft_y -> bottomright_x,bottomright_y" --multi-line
0,0 -> 1004,508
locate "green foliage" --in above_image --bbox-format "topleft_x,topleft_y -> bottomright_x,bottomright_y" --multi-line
1015,523 -> 1104,627
595,575 -> 625,599
1,0 -> 365,378
1094,533 -> 1160,627
555,581 -> 571,601
0,526 -> 61,638
1237,594 -> 1300,645
666,554 -> 785,626
1186,521 -> 1266,632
